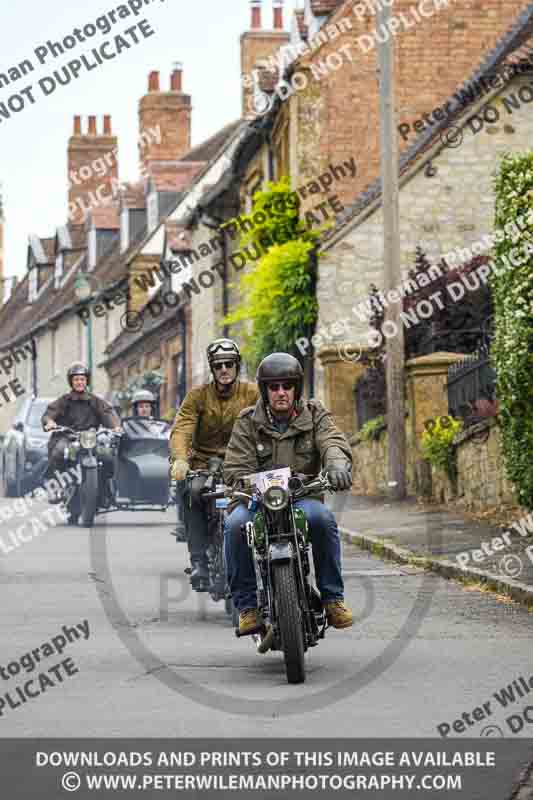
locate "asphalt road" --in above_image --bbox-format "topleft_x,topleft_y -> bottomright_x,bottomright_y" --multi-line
0,493 -> 532,740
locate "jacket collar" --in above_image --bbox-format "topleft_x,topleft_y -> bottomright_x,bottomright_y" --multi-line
67,390 -> 92,401
209,379 -> 240,400
252,399 -> 313,434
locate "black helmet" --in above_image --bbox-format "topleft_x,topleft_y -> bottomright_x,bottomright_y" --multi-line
256,353 -> 304,403
131,389 -> 155,416
67,362 -> 90,388
206,339 -> 241,382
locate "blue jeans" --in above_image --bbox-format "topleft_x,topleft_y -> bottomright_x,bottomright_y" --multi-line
224,499 -> 344,611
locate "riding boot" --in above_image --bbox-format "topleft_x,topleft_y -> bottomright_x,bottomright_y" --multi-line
173,494 -> 187,542
190,558 -> 209,592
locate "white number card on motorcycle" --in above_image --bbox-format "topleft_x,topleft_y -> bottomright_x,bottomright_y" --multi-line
244,467 -> 291,494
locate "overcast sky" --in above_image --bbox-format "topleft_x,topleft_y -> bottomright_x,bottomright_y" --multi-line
0,0 -> 299,280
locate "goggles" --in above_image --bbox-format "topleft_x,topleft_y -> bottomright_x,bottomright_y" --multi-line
208,341 -> 239,356
212,361 -> 237,371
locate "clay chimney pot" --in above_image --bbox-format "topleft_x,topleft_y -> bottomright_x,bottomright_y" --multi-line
148,70 -> 160,92
273,0 -> 283,29
171,62 -> 183,92
251,0 -> 262,29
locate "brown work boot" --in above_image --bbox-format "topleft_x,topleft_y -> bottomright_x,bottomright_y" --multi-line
239,608 -> 261,635
324,600 -> 353,629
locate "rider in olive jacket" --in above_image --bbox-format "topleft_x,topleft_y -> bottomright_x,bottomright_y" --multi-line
169,339 -> 258,590
223,352 -> 354,635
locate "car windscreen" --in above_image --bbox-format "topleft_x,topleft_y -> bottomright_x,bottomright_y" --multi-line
26,401 -> 50,430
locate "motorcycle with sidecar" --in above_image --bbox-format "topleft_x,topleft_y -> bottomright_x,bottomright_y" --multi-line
55,417 -> 173,526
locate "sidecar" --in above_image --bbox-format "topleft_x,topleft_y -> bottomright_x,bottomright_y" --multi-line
113,417 -> 171,511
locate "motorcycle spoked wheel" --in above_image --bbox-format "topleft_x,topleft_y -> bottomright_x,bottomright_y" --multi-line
80,468 -> 98,528
273,562 -> 306,684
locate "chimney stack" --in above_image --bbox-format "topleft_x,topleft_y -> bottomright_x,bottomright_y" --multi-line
67,115 -> 118,224
240,1 -> 290,118
251,0 -> 262,29
138,67 -> 192,171
273,1 -> 284,30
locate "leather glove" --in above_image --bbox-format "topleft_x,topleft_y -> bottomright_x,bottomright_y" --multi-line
325,465 -> 352,491
171,459 -> 190,481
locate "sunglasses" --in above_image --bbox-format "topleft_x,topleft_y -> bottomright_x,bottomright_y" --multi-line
266,381 -> 295,392
212,361 -> 237,371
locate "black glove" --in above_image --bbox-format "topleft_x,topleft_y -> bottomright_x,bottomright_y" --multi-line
325,465 -> 352,491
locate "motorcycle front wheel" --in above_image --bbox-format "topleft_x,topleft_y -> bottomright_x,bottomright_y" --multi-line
80,468 -> 98,528
273,563 -> 306,684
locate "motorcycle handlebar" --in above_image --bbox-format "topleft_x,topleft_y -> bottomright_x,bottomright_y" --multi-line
203,475 -> 335,503
47,425 -> 119,436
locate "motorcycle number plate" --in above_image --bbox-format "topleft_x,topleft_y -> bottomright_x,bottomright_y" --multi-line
215,498 -> 229,509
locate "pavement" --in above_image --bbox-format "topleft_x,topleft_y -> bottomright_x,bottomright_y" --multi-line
1,487 -> 532,798
335,493 -> 533,611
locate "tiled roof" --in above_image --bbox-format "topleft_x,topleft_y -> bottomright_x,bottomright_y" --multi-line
147,161 -> 205,193
0,119 -> 246,351
181,120 -> 242,163
326,8 -> 533,242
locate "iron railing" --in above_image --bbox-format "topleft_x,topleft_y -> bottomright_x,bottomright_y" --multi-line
447,344 -> 497,425
354,365 -> 386,430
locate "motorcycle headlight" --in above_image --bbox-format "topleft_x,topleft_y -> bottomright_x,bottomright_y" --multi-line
67,442 -> 80,460
80,429 -> 97,449
263,485 -> 288,511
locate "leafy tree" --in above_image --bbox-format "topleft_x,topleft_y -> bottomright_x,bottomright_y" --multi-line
222,177 -> 325,369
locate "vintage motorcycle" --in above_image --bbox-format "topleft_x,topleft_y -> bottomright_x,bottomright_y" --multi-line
208,472 -> 335,684
185,458 -> 236,620
52,426 -> 118,527
55,417 -> 172,526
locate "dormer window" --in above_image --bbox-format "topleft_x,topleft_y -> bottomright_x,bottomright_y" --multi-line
121,208 -> 130,253
147,191 -> 159,233
54,253 -> 64,288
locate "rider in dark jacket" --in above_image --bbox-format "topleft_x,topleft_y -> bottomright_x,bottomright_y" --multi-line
41,363 -> 121,490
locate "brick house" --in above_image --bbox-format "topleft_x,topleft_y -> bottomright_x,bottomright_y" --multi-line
313,10 -> 533,434
0,65 -> 216,431
101,119 -> 244,413
181,0 -> 531,407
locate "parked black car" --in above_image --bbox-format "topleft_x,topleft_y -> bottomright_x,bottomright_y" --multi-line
1,396 -> 53,497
